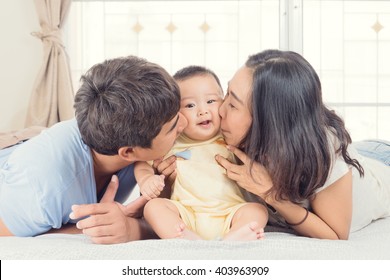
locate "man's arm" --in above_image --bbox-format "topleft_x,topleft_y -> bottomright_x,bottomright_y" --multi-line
1,217 -> 82,236
0,218 -> 13,236
46,224 -> 82,234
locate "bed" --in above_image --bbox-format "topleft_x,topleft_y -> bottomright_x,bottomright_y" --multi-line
1,130 -> 389,260
1,215 -> 389,260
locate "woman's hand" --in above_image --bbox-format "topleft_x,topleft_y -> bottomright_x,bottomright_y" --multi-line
152,155 -> 177,187
215,145 -> 274,200
216,146 -> 353,240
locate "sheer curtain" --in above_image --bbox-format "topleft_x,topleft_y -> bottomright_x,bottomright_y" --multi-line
25,0 -> 75,127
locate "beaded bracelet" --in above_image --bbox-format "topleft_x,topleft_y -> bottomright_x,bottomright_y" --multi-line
285,207 -> 309,226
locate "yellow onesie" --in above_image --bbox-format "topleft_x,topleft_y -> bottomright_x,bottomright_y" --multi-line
167,134 -> 247,240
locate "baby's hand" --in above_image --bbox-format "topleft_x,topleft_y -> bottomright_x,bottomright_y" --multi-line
139,174 -> 165,200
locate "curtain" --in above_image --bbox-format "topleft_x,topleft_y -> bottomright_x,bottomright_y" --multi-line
25,0 -> 74,127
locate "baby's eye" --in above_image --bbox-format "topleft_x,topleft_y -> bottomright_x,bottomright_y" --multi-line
185,103 -> 195,108
207,99 -> 216,104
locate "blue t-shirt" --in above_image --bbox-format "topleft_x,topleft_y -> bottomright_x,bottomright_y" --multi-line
0,119 -> 136,237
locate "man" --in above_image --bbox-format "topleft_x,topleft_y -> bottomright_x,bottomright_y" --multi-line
0,56 -> 187,244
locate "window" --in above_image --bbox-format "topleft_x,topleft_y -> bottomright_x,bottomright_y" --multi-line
302,0 -> 390,140
66,0 -> 280,92
65,0 -> 390,140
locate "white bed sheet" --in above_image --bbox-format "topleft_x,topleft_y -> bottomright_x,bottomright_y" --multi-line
1,217 -> 389,260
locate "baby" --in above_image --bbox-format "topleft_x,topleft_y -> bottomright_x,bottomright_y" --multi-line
135,66 -> 268,240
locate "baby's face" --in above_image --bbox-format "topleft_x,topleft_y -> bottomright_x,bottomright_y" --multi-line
178,75 -> 223,141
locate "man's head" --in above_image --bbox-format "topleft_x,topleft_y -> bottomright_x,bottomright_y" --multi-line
74,56 -> 182,157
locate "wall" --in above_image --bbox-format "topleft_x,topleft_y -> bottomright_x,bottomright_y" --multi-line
0,0 -> 42,131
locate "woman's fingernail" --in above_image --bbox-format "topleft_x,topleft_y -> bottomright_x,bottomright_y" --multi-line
69,212 -> 75,219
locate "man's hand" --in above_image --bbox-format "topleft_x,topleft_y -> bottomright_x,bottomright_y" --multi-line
69,175 -> 148,244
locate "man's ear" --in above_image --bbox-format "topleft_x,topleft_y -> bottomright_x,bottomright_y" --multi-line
118,146 -> 136,162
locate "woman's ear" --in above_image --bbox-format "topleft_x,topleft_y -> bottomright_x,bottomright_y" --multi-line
118,146 -> 136,162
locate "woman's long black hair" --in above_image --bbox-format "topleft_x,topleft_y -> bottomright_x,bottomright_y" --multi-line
242,50 -> 364,202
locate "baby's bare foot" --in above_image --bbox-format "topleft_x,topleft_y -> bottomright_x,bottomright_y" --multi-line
223,222 -> 265,241
175,223 -> 202,240
174,223 -> 186,238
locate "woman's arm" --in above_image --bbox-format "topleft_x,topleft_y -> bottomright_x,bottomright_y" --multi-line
308,170 -> 352,239
216,145 -> 353,240
266,170 -> 352,240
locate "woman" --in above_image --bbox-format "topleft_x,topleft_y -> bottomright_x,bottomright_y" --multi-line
213,49 -> 390,240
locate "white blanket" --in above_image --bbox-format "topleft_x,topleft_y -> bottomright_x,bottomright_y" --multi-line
1,217 -> 389,260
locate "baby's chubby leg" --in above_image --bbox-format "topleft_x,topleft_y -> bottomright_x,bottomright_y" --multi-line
223,203 -> 268,241
143,198 -> 185,239
144,198 -> 202,240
